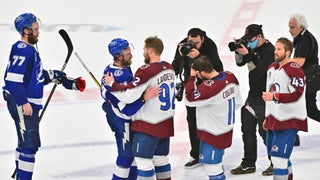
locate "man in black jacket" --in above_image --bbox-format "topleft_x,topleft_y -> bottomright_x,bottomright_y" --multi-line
229,24 -> 274,176
289,14 -> 320,122
172,28 -> 223,168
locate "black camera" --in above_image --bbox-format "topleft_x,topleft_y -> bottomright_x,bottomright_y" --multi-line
175,82 -> 185,101
228,38 -> 248,52
180,40 -> 195,56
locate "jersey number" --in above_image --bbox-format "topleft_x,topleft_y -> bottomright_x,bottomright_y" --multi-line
11,55 -> 26,66
159,82 -> 175,111
227,97 -> 236,125
291,77 -> 304,87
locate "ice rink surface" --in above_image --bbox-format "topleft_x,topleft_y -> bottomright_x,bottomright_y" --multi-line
1,0 -> 320,179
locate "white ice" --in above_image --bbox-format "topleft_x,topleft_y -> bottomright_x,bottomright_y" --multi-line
1,0 -> 320,179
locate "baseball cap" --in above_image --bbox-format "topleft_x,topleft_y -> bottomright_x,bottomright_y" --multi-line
241,24 -> 263,41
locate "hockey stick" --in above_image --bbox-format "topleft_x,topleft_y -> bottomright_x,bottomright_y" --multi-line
39,29 -> 74,121
74,52 -> 101,88
11,169 -> 16,179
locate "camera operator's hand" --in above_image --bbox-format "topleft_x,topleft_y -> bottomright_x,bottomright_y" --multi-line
178,43 -> 184,56
178,43 -> 199,58
236,44 -> 249,55
188,48 -> 200,59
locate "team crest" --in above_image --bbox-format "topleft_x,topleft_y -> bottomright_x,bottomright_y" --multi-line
140,64 -> 150,69
204,80 -> 214,86
268,82 -> 280,93
271,145 -> 279,153
17,42 -> 27,48
290,63 -> 300,68
113,70 -> 123,77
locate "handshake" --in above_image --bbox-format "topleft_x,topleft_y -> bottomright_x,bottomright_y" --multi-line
45,70 -> 86,92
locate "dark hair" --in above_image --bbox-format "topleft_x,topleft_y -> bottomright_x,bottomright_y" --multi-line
276,37 -> 294,55
144,36 -> 164,55
192,55 -> 214,73
187,28 -> 206,39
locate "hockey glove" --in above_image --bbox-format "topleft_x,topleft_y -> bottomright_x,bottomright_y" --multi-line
44,70 -> 66,84
61,76 -> 86,92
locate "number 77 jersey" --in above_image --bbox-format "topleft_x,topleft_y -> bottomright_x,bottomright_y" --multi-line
110,61 -> 176,138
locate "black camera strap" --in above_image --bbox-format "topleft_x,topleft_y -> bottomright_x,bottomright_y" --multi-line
178,56 -> 186,83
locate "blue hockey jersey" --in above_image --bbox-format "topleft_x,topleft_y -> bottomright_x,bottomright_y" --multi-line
100,63 -> 144,118
3,41 -> 46,110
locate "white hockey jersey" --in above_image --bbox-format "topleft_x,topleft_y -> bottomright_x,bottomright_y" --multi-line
110,61 -> 175,138
185,71 -> 243,149
265,62 -> 308,132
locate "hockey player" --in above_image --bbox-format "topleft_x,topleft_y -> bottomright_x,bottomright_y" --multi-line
2,13 -> 86,180
262,37 -> 308,180
184,55 -> 243,179
100,38 -> 159,180
105,36 -> 175,180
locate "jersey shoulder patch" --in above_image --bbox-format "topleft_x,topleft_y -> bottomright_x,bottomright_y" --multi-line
17,42 -> 27,48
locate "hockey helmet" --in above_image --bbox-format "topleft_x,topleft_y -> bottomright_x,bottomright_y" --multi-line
14,13 -> 37,35
108,38 -> 130,58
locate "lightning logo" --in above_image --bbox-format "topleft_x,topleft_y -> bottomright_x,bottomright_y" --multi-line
36,56 -> 44,84
16,105 -> 26,142
122,122 -> 130,151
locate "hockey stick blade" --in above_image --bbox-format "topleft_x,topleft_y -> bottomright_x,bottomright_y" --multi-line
58,29 -> 74,71
39,29 -> 74,121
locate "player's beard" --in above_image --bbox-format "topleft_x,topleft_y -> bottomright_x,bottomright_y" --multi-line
144,52 -> 150,64
28,34 -> 38,45
121,58 -> 132,66
275,53 -> 285,62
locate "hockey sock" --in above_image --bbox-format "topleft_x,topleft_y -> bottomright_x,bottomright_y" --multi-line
135,157 -> 155,180
113,156 -> 135,180
154,164 -> 171,180
18,148 -> 37,180
272,156 -> 289,180
15,148 -> 22,179
153,155 -> 171,180
128,165 -> 137,180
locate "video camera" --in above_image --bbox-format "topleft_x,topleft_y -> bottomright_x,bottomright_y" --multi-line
228,38 -> 248,52
180,40 -> 195,56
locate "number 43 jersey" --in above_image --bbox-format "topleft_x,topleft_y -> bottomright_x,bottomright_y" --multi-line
265,61 -> 307,132
110,61 -> 176,138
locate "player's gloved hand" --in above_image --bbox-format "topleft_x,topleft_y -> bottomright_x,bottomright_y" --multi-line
60,76 -> 86,92
44,70 -> 66,84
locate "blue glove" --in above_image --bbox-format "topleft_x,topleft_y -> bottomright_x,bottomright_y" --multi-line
60,76 -> 86,92
44,70 -> 66,84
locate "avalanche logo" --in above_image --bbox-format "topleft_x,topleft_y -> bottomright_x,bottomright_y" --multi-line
268,82 -> 280,93
140,64 -> 150,69
290,63 -> 300,68
271,145 -> 279,153
204,80 -> 214,86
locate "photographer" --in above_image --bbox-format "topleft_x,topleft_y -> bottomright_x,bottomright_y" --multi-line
172,28 -> 223,168
229,24 -> 275,176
